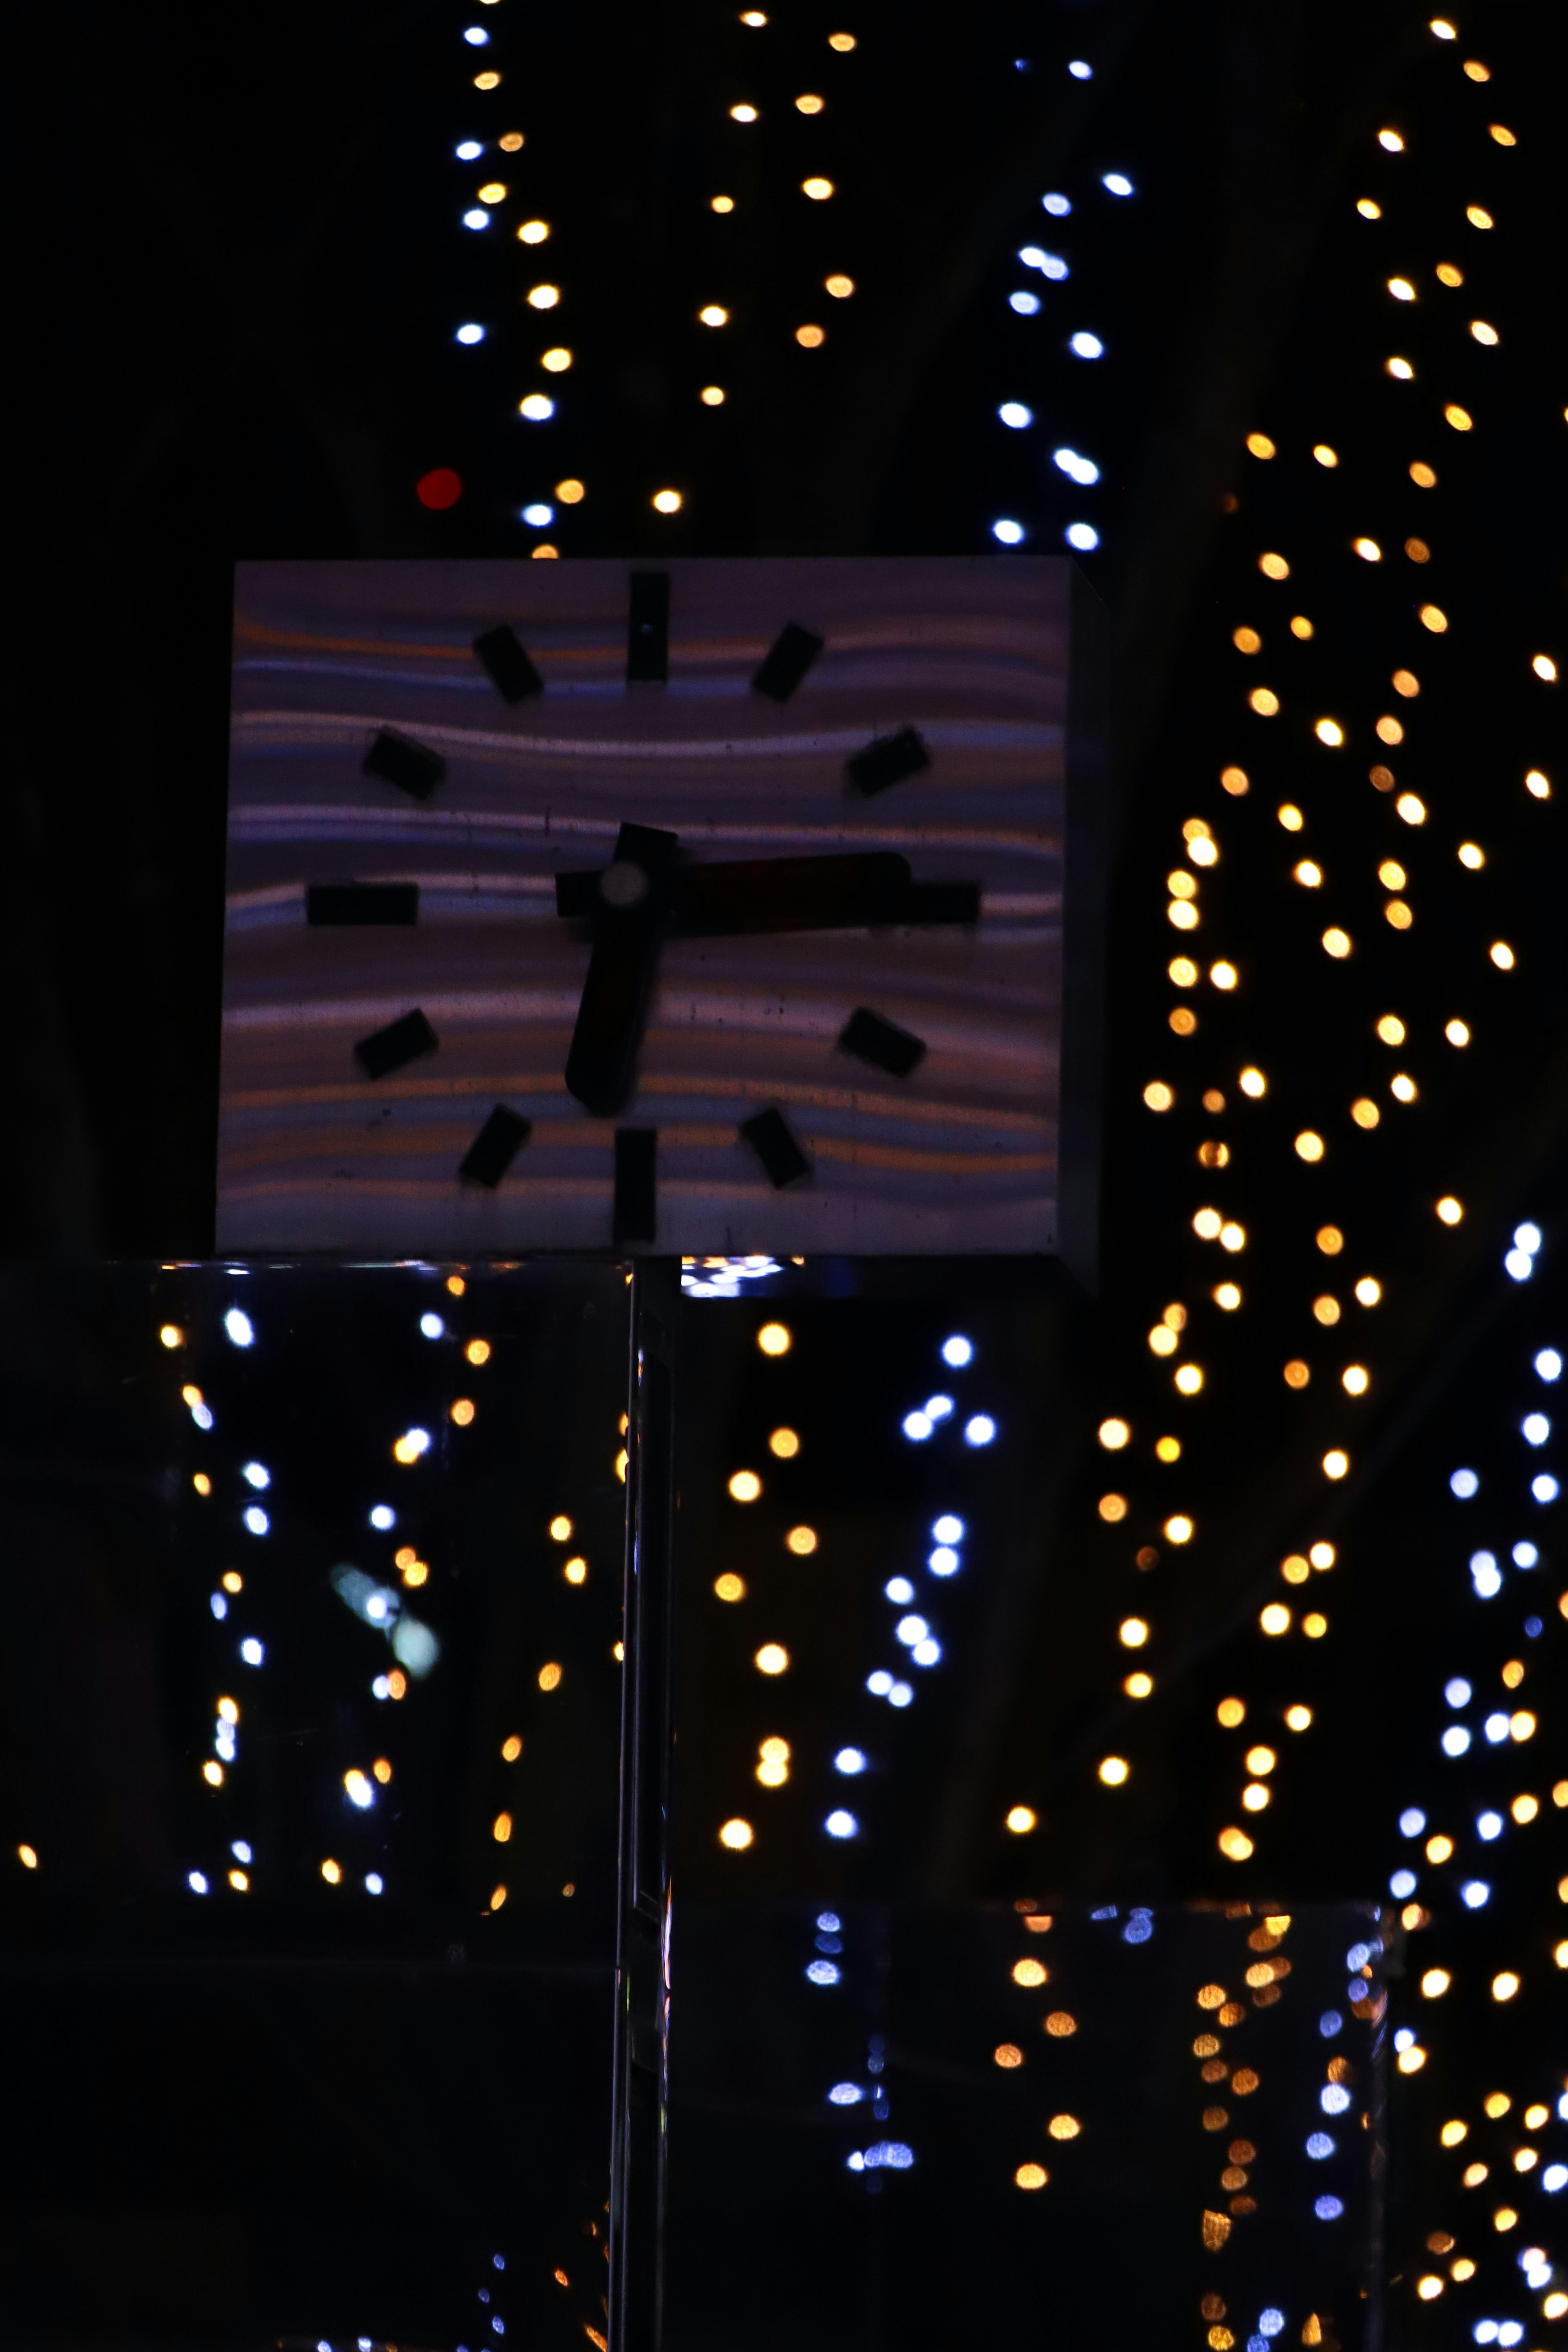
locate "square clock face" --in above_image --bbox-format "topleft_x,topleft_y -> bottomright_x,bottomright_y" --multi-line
217,558 -> 1103,1261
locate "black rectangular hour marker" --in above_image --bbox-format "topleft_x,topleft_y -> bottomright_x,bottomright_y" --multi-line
838,1006 -> 927,1079
739,1106 -> 811,1189
898,879 -> 982,925
354,1007 -> 440,1080
459,1103 -> 532,1188
472,624 -> 544,704
307,883 -> 419,926
846,726 -> 931,797
627,572 -> 670,684
363,727 -> 446,801
752,621 -> 824,704
613,1127 -> 658,1243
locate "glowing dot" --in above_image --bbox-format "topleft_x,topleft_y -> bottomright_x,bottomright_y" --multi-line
1016,2164 -> 1047,2189
795,324 -> 825,347
1006,1806 -> 1036,1834
519,394 -> 555,421
786,1526 -> 818,1556
826,273 -> 854,298
1099,1756 -> 1129,1786
1296,1131 -> 1325,1162
714,1573 -> 745,1601
757,1323 -> 791,1356
802,177 -> 834,200
321,1858 -> 342,1884
653,489 -> 683,514
416,468 -> 462,510
1260,1604 -> 1291,1635
719,1818 -> 754,1850
728,1471 -> 762,1503
755,1644 -> 789,1675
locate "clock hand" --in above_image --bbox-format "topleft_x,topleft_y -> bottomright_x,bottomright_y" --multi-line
563,822 -> 680,1118
556,851 -> 979,936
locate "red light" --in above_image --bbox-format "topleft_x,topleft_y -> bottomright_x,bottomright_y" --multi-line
416,467 -> 462,510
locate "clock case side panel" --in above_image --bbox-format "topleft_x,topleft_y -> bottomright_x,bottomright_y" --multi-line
1056,564 -> 1110,1296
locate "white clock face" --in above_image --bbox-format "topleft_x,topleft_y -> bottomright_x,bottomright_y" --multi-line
218,556 -> 1089,1257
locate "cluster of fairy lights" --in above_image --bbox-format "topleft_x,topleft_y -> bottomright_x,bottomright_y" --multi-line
442,7 -> 862,539
712,1317 -> 993,1874
990,53 -> 1134,559
49,1273 -> 596,1918
1081,17 -> 1568,2341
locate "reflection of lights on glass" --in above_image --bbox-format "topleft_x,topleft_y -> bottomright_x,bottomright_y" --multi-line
344,1771 -> 374,1810
223,1308 -> 254,1348
393,1428 -> 431,1464
240,1639 -> 264,1666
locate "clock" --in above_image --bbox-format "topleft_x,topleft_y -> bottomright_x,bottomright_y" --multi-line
218,557 -> 1105,1267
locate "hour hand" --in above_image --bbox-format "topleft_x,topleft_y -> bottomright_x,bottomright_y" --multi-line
673,852 -> 911,935
563,824 -> 679,1118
